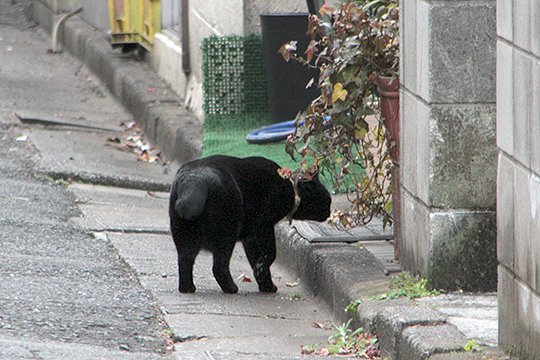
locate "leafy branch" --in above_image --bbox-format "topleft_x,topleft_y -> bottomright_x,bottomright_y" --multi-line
280,1 -> 399,227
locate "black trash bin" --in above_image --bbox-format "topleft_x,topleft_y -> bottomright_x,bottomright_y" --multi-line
260,13 -> 319,123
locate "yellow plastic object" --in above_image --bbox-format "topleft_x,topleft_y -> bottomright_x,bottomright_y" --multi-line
108,0 -> 160,51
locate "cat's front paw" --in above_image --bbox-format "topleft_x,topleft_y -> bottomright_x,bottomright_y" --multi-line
259,282 -> 278,293
220,283 -> 239,294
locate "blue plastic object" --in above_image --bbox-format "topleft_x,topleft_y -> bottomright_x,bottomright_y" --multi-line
246,120 -> 302,144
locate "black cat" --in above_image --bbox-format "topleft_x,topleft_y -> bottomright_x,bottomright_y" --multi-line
169,155 -> 331,294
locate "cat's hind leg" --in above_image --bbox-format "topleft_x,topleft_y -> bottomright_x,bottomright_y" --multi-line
242,226 -> 278,293
212,241 -> 238,294
171,221 -> 201,293
176,244 -> 200,293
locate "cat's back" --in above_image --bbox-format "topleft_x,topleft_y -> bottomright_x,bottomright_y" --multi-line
171,156 -> 241,221
171,155 -> 288,217
197,155 -> 279,175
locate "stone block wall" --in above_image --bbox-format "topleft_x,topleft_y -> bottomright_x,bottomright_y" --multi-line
497,0 -> 540,356
400,0 -> 498,291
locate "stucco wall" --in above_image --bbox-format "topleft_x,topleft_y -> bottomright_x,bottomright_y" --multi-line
497,0 -> 540,356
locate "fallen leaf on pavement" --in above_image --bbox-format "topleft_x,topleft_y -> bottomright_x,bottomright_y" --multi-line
236,273 -> 252,282
286,279 -> 300,288
300,345 -> 314,355
106,136 -> 121,143
117,123 -> 162,164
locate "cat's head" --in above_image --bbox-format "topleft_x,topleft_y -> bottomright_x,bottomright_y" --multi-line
292,169 -> 331,222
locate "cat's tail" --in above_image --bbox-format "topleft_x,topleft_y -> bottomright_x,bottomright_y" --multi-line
172,168 -> 223,221
173,179 -> 208,221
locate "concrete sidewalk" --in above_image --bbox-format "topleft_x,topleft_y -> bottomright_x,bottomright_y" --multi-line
9,1 -> 505,359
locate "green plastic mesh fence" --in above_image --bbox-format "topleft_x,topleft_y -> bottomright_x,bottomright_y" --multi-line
202,35 -> 268,115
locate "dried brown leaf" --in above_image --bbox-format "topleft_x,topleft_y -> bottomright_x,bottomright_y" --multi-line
285,279 -> 300,288
236,273 -> 252,283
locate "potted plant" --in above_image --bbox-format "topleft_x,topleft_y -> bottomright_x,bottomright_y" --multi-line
279,0 -> 400,234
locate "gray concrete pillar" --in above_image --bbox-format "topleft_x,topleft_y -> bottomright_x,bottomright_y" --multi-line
400,0 -> 498,291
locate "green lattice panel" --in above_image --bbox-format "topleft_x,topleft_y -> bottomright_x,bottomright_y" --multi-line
202,35 -> 267,115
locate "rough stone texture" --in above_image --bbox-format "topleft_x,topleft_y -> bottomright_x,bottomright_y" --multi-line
0,335 -> 164,360
398,324 -> 468,360
429,105 -> 497,209
428,210 -> 497,291
400,195 -> 497,292
416,294 -> 498,348
374,306 -> 445,360
427,2 -> 496,104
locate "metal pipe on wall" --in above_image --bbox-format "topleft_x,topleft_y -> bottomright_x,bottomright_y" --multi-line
181,0 -> 191,74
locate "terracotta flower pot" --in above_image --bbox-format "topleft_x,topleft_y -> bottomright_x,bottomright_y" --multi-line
376,75 -> 400,260
376,75 -> 400,164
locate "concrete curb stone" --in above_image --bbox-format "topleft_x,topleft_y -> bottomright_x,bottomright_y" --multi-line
374,306 -> 447,359
276,223 -> 504,359
398,324 -> 468,360
275,223 -> 391,325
